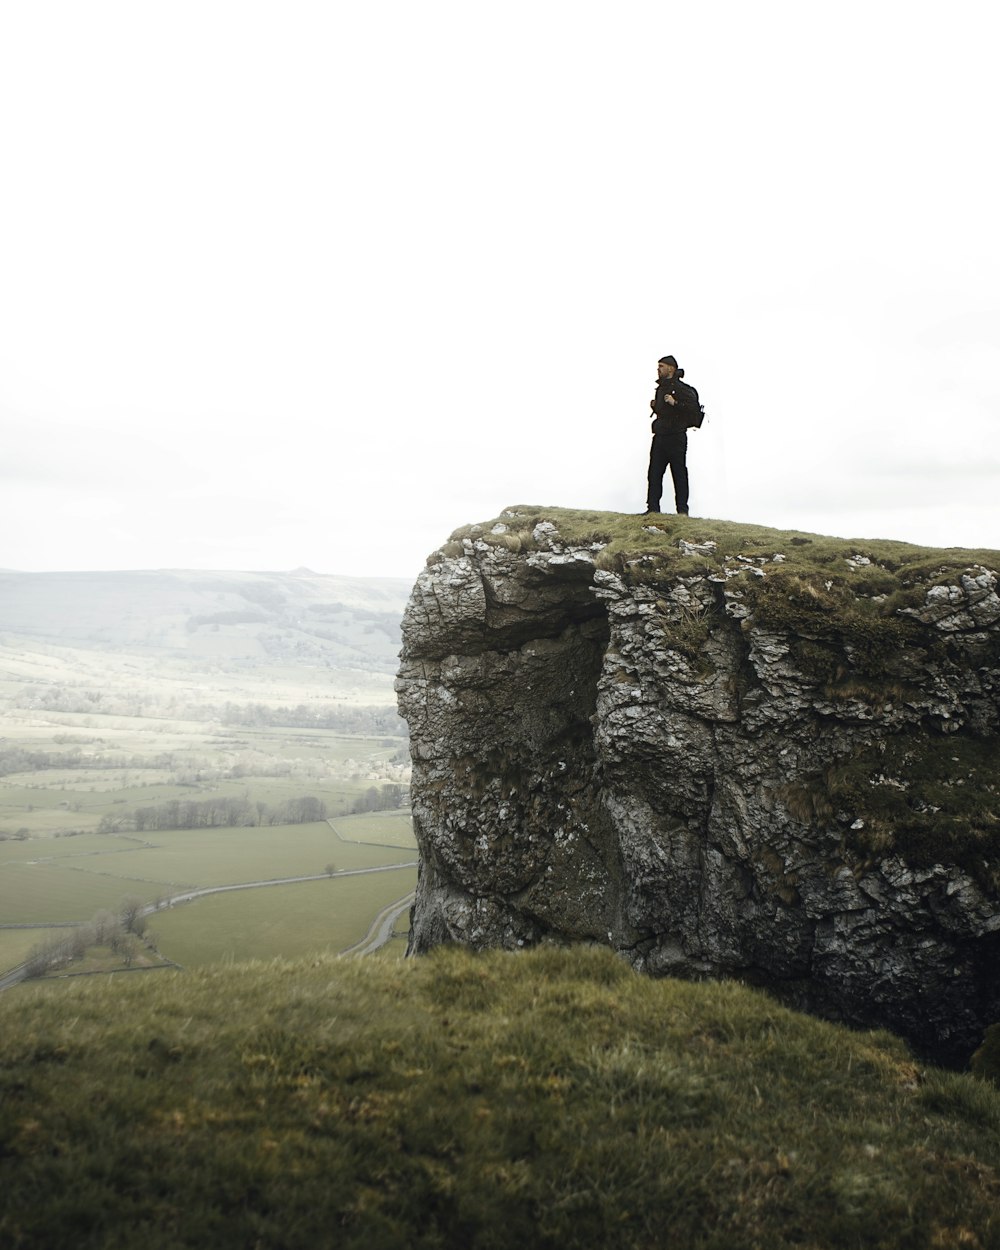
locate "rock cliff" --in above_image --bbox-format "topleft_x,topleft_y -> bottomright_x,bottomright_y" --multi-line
395,507 -> 1000,1066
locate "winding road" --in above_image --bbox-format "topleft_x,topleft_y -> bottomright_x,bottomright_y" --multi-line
0,862 -> 418,991
161,862 -> 416,908
339,891 -> 415,957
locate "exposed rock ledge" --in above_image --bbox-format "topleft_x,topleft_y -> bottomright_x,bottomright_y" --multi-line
395,508 -> 1000,1066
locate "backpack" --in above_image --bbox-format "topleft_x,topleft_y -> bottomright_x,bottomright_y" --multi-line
676,378 -> 705,429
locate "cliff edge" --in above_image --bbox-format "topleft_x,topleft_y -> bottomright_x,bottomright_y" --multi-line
395,506 -> 1000,1065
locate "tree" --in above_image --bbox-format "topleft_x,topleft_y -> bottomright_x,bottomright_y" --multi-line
25,935 -> 67,978
92,909 -> 117,945
110,931 -> 138,966
69,924 -> 95,960
119,896 -> 146,936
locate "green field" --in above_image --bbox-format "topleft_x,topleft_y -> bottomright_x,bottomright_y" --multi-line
150,870 -> 416,966
132,823 -> 413,886
0,821 -> 416,958
1,861 -> 159,925
0,759 -> 399,817
0,927 -> 71,969
0,614 -> 415,979
0,832 -> 123,863
333,808 -> 417,847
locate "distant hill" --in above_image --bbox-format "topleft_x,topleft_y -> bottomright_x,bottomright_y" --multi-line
0,568 -> 413,674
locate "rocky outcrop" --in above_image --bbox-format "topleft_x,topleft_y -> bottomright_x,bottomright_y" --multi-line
396,510 -> 1000,1066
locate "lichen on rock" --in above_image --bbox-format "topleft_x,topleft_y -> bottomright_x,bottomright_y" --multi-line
395,507 -> 1000,1066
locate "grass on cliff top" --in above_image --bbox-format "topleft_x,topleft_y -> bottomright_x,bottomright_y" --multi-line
3,944 -> 1000,1250
447,503 -> 1000,685
444,504 -> 1000,592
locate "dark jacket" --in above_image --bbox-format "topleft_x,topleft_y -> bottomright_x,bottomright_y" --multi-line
651,375 -> 701,435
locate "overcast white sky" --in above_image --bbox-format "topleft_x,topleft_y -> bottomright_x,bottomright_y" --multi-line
2,1 -> 998,582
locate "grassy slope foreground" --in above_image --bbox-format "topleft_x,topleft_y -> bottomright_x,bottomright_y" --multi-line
2,947 -> 1000,1250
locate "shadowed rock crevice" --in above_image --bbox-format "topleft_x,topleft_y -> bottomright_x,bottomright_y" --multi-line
398,550 -> 619,951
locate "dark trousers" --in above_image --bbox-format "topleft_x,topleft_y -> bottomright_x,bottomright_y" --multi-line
646,431 -> 689,513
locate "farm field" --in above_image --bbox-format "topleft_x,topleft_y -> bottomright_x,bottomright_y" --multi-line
0,813 -> 418,975
150,870 -> 416,966
0,927 -> 69,969
0,581 -> 417,980
333,809 -> 416,847
0,832 -> 118,864
0,822 -> 415,926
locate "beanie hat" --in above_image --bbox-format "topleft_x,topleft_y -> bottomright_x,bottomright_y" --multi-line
658,355 -> 678,368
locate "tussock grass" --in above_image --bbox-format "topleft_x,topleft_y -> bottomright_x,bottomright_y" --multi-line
446,506 -> 1000,608
2,945 -> 999,1248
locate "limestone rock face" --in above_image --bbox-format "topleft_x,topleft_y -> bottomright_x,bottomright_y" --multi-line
396,516 -> 1000,1066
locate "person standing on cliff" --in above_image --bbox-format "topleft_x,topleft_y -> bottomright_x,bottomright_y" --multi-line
645,354 -> 702,515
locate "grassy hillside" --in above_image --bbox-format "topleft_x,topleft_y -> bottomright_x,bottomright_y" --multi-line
2,945 -> 999,1249
0,567 -> 411,673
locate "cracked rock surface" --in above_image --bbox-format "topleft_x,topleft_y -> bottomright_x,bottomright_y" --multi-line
396,525 -> 1000,1066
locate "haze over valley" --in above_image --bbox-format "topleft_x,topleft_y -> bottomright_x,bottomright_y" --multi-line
0,567 -> 416,982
